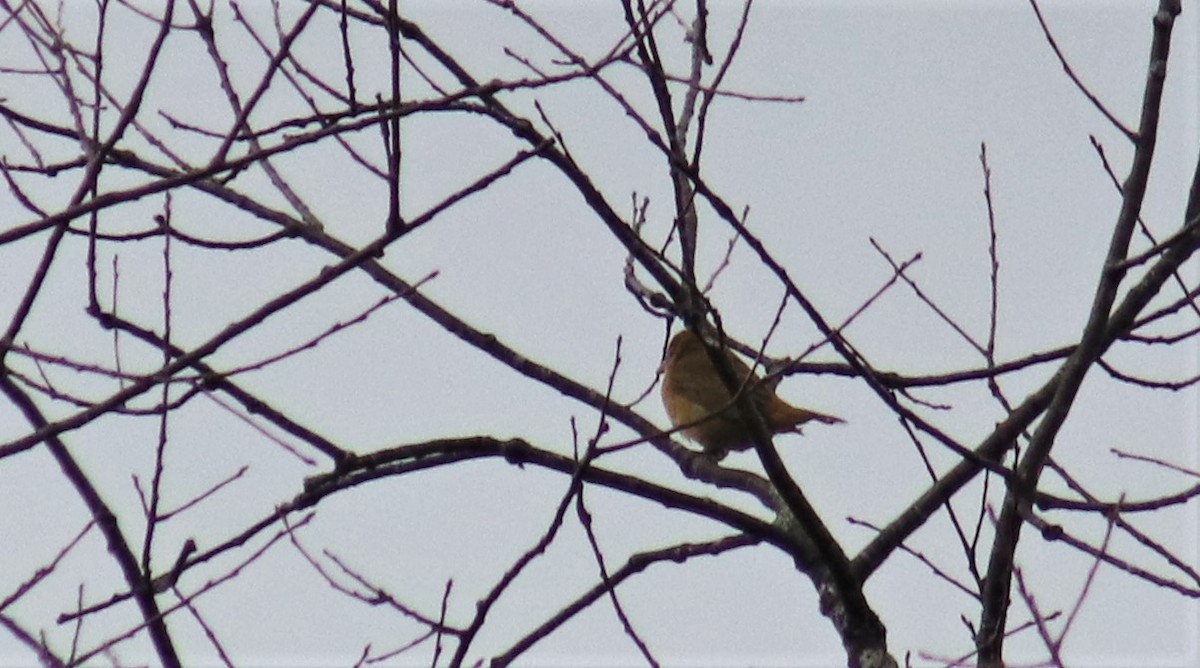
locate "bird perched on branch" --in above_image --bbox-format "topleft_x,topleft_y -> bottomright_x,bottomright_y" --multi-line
659,329 -> 843,460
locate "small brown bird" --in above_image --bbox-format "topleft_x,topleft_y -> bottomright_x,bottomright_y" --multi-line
660,329 -> 843,459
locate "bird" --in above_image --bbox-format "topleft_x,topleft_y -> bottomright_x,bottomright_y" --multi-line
659,329 -> 843,460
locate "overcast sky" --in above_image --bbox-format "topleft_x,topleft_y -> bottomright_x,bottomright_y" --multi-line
1,1 -> 1198,666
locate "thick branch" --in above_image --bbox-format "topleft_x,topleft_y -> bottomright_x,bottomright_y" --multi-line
978,3 -> 1182,662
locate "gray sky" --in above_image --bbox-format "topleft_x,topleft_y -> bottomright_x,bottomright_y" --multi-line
1,1 -> 1197,666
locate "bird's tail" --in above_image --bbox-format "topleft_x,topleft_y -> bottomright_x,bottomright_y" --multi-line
767,402 -> 844,434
